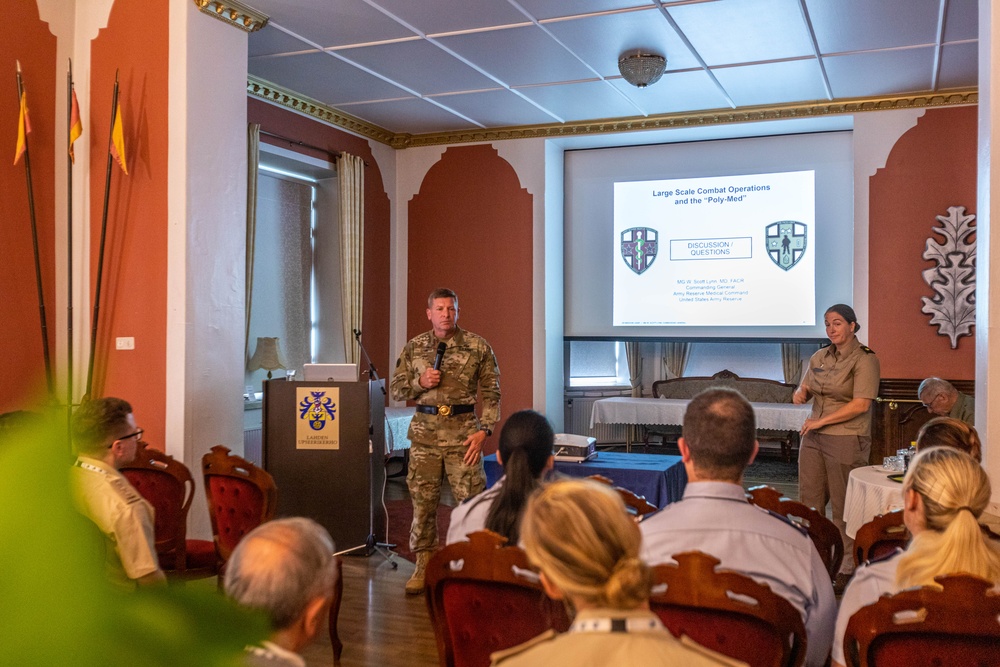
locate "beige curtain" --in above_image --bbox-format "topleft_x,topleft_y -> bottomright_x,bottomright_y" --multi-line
338,153 -> 365,365
661,342 -> 690,379
781,343 -> 802,384
625,341 -> 643,397
245,123 -> 260,360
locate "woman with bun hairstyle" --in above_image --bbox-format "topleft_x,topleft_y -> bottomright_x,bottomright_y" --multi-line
915,416 -> 982,462
793,303 -> 880,585
490,479 -> 736,667
830,446 -> 1000,667
447,410 -> 554,545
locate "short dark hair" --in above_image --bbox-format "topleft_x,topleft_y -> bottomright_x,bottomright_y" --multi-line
224,518 -> 337,631
427,288 -> 458,308
682,388 -> 756,480
72,397 -> 133,453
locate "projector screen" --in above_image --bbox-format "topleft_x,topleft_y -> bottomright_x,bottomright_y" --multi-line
565,132 -> 853,341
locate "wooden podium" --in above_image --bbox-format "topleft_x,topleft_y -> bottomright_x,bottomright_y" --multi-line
262,377 -> 387,552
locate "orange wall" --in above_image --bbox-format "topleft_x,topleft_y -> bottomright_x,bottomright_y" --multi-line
869,106 -> 977,380
407,145 -> 534,446
87,0 -> 170,446
246,98 -> 392,382
0,0 -> 57,412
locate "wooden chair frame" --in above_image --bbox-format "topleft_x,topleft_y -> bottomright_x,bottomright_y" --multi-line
747,484 -> 844,578
843,574 -> 1000,667
650,551 -> 807,667
120,440 -> 195,570
201,445 -> 278,564
424,530 -> 569,667
853,510 -> 908,567
587,474 -> 658,519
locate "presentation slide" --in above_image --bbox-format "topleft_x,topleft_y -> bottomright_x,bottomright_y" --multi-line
613,170 -> 815,327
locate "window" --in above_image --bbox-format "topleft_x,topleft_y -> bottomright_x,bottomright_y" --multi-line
567,341 -> 631,387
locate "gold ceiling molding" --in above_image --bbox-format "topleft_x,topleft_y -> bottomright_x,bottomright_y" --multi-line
195,0 -> 268,32
247,76 -> 396,145
245,76 -> 977,150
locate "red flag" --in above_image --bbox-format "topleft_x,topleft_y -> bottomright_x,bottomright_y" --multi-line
69,88 -> 83,163
110,100 -> 127,175
14,91 -> 31,165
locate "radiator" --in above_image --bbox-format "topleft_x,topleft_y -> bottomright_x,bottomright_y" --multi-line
244,427 -> 263,467
564,394 -> 629,444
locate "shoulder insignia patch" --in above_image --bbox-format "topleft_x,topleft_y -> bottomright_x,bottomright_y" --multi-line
865,546 -> 902,566
861,345 -> 876,354
755,505 -> 809,536
490,629 -> 557,663
110,477 -> 145,505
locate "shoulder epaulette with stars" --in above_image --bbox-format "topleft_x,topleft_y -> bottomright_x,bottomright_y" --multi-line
860,345 -> 876,354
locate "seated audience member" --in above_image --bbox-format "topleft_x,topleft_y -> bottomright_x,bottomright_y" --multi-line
224,518 -> 339,667
70,397 -> 165,587
640,388 -> 835,667
447,409 -> 554,545
917,377 -> 974,425
491,479 -> 737,667
915,416 -> 982,462
832,446 -> 1000,667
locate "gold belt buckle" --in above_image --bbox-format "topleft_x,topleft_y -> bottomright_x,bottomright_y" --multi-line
437,404 -> 451,417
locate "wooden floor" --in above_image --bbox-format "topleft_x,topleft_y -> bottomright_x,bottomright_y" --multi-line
297,457 -> 800,667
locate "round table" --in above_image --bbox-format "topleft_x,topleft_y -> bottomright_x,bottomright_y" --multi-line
843,465 -> 905,539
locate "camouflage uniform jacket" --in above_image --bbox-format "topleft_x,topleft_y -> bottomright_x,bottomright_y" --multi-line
390,327 -> 501,447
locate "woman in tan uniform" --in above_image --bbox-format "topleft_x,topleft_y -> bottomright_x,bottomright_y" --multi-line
793,304 -> 880,587
490,479 -> 739,667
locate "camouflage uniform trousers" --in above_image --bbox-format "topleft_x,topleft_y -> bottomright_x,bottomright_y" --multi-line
407,442 -> 486,553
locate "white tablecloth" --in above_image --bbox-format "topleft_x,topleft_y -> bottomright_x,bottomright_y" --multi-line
590,397 -> 812,431
385,406 -> 414,454
844,465 -> 905,539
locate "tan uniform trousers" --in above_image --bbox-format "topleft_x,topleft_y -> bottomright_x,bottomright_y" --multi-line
407,443 -> 486,553
798,431 -> 869,573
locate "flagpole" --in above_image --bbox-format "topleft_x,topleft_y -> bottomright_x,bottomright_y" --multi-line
15,60 -> 54,401
84,69 -> 119,402
66,60 -> 75,427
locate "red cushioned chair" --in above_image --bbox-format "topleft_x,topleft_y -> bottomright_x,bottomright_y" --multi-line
424,530 -> 571,667
852,510 -> 909,567
201,445 -> 278,572
120,440 -> 216,576
843,574 -> 1000,667
747,484 -> 844,579
650,551 -> 807,667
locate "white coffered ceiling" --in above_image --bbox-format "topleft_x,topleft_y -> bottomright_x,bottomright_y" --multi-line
246,0 -> 978,138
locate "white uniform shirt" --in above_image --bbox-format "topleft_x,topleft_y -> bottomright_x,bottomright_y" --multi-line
831,552 -> 900,666
640,481 -> 836,667
447,478 -> 504,544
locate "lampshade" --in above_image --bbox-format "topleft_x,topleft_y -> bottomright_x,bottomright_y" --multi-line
618,53 -> 666,88
248,337 -> 286,378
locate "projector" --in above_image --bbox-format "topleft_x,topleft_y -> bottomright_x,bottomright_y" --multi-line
553,433 -> 597,463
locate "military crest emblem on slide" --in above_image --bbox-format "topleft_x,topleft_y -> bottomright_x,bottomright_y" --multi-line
299,391 -> 337,431
621,227 -> 658,275
765,221 -> 807,271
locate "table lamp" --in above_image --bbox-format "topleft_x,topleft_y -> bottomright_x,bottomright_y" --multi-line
248,336 -> 286,379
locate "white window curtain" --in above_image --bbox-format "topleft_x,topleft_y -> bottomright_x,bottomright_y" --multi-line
337,153 -> 364,365
625,341 -> 643,397
245,123 -> 260,361
661,342 -> 691,379
781,343 -> 802,385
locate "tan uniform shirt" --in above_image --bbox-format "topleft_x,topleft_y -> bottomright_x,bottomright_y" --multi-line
949,391 -> 975,426
70,455 -> 160,584
490,608 -> 744,667
802,337 -> 880,436
390,327 -> 501,447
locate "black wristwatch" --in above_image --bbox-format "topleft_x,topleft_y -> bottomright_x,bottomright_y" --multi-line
481,427 -> 493,437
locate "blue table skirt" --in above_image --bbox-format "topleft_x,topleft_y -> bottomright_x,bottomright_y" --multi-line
483,452 -> 688,509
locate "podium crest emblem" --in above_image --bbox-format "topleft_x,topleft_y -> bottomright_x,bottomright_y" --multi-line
299,391 -> 337,431
621,227 -> 658,275
765,221 -> 807,271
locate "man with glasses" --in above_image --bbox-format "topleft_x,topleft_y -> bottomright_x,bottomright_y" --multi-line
917,377 -> 974,426
70,397 -> 164,587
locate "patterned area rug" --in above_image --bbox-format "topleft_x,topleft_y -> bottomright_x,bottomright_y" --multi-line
384,499 -> 452,563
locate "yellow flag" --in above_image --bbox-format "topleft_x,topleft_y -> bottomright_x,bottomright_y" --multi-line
69,88 -> 83,163
110,100 -> 127,175
14,91 -> 30,165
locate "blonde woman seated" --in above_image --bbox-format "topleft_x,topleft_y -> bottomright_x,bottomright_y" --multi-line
915,416 -> 982,462
831,446 -> 1000,667
490,479 -> 740,667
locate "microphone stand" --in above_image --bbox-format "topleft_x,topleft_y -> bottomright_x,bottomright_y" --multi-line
336,329 -> 397,567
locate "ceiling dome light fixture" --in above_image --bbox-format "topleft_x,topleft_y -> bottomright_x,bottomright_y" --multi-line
618,52 -> 666,88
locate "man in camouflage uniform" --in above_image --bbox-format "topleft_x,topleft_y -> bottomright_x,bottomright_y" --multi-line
391,288 -> 501,594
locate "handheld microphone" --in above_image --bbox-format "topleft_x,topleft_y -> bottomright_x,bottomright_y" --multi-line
433,342 -> 447,371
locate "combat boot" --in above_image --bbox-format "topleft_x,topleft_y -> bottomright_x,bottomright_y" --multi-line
405,550 -> 432,595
